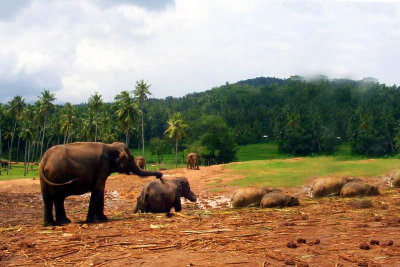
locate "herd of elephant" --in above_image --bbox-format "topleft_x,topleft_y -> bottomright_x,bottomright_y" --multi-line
37,141 -> 397,227
230,176 -> 382,209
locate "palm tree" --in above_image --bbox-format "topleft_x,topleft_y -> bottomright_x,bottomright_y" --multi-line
0,104 -> 4,159
37,90 -> 56,159
8,96 -> 25,166
133,80 -> 151,158
60,103 -> 76,144
88,92 -> 103,142
164,113 -> 188,168
19,119 -> 33,176
114,91 -> 139,146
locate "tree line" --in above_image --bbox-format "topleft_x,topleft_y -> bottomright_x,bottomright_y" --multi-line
1,75 -> 399,173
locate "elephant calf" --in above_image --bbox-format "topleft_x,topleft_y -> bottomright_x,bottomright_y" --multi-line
134,177 -> 197,214
311,177 -> 355,198
340,181 -> 379,197
231,187 -> 280,208
260,192 -> 300,208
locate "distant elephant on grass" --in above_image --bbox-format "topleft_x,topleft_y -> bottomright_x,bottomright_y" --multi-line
134,177 -> 197,214
135,156 -> 146,170
186,153 -> 199,170
40,142 -> 163,226
0,159 -> 9,168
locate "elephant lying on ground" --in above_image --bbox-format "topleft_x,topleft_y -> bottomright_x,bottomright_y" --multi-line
134,177 -> 197,214
186,153 -> 199,170
260,192 -> 299,208
390,170 -> 400,187
40,142 -> 163,226
311,177 -> 359,198
0,159 -> 9,168
231,187 -> 281,208
340,182 -> 379,197
135,156 -> 146,170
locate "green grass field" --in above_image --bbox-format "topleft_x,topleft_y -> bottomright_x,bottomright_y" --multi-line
0,164 -> 39,181
1,143 -> 399,187
225,143 -> 399,187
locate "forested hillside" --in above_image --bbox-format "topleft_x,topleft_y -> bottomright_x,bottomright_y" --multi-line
1,75 -> 399,166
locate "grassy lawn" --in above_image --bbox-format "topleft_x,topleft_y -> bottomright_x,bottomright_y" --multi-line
235,142 -> 290,161
226,144 -> 399,187
0,164 -> 39,181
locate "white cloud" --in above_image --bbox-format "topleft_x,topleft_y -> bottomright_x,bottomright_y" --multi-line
0,0 -> 399,103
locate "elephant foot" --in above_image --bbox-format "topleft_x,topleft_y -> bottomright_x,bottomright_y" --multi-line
56,217 -> 71,226
44,219 -> 56,227
96,214 -> 108,222
86,214 -> 108,223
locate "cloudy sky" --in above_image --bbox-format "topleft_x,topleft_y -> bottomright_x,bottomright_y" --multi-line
0,0 -> 399,104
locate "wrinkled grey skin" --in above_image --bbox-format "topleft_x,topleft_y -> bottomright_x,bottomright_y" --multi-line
231,187 -> 281,208
40,142 -> 163,226
311,177 -> 357,198
134,177 -> 197,214
340,181 -> 379,197
260,192 -> 300,208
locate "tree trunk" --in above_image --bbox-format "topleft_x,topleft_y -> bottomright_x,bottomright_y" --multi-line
0,121 -> 2,159
40,117 -> 47,160
16,135 -> 20,161
175,136 -> 178,168
9,120 -> 17,168
24,141 -> 27,176
95,112 -> 98,142
26,141 -> 31,174
141,110 -> 145,158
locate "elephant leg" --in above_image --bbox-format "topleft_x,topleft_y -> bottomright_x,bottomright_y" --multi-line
55,197 -> 71,225
86,190 -> 108,223
86,191 -> 97,223
42,194 -> 55,226
95,190 -> 108,222
174,195 -> 182,212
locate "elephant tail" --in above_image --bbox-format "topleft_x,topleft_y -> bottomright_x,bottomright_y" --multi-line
39,155 -> 78,186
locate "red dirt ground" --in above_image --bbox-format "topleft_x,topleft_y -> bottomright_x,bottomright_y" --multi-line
1,165 -> 400,266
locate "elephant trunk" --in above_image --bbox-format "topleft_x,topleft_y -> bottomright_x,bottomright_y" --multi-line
131,162 -> 163,179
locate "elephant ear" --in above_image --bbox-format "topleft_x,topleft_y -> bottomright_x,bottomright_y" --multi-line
116,148 -> 131,174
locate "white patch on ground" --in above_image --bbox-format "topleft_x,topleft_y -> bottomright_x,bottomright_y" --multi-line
183,195 -> 231,210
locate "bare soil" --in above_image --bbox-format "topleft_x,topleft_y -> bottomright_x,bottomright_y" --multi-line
1,165 -> 400,266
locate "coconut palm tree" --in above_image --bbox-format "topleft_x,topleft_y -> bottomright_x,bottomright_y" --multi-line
114,91 -> 139,146
133,80 -> 151,158
164,113 -> 188,168
8,96 -> 25,166
37,90 -> 56,159
88,92 -> 103,142
0,104 -> 4,159
60,103 -> 76,144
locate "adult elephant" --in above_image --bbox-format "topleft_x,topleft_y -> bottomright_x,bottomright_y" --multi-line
39,142 -> 163,226
135,156 -> 146,170
186,153 -> 199,170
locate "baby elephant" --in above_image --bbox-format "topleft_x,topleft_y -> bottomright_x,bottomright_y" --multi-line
311,177 -> 353,198
231,187 -> 280,208
134,177 -> 197,214
340,181 -> 379,197
260,192 -> 300,208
